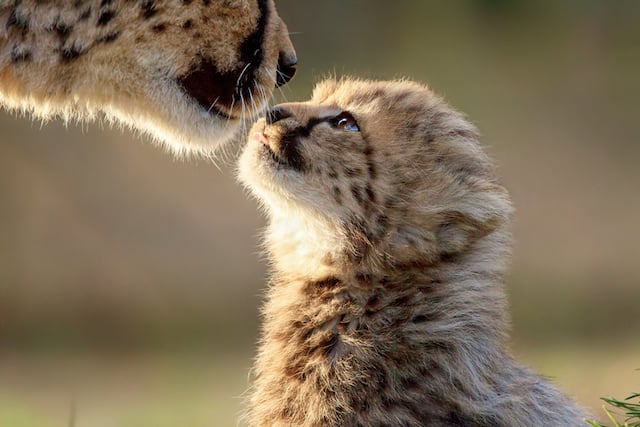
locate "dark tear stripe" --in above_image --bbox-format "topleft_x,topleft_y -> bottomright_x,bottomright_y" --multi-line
277,128 -> 307,172
366,156 -> 377,180
302,116 -> 332,136
176,0 -> 269,115
361,133 -> 376,180
359,130 -> 380,232
270,116 -> 335,172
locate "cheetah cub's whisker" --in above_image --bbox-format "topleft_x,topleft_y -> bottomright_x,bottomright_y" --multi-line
238,78 -> 588,426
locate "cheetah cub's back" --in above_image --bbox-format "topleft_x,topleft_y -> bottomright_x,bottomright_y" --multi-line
239,78 -> 586,427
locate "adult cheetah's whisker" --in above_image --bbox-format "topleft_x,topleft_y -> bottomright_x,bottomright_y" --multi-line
256,84 -> 268,114
239,93 -> 249,138
274,70 -> 291,103
207,97 -> 221,115
247,85 -> 259,119
236,63 -> 253,91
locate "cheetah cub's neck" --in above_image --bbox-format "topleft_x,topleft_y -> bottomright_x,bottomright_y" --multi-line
239,78 -> 586,427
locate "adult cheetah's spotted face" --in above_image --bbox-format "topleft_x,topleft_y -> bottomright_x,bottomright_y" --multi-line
240,78 -> 512,265
0,0 -> 296,153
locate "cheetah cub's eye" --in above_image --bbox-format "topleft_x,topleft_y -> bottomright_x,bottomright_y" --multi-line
331,112 -> 360,132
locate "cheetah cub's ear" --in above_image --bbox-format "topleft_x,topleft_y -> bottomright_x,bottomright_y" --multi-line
433,183 -> 513,257
383,163 -> 512,264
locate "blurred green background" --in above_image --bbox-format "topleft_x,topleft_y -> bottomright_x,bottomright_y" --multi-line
1,1 -> 639,425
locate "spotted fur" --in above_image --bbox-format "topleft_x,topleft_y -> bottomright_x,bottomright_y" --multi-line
0,0 -> 296,155
239,78 -> 588,426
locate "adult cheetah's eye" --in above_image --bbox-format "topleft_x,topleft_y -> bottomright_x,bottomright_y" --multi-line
331,112 -> 360,132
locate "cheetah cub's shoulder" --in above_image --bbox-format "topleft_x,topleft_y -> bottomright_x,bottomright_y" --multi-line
239,78 -> 586,427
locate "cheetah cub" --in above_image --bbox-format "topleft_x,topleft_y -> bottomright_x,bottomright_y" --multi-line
238,78 -> 587,426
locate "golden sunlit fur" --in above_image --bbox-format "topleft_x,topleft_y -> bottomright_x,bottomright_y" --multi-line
239,78 -> 587,426
0,0 -> 295,155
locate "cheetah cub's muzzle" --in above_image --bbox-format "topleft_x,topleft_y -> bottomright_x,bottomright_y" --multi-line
239,95 -> 366,219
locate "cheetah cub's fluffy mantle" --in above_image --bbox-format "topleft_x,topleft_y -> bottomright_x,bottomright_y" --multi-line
239,78 -> 587,426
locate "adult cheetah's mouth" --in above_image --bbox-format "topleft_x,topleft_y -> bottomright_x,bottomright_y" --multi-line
177,59 -> 244,121
177,0 -> 285,123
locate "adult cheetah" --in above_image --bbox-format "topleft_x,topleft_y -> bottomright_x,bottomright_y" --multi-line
239,78 -> 588,426
0,0 -> 296,154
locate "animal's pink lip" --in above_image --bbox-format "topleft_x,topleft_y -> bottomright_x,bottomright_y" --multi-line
251,132 -> 270,147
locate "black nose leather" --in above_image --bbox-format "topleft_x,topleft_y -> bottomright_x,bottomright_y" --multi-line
267,106 -> 291,125
275,53 -> 297,88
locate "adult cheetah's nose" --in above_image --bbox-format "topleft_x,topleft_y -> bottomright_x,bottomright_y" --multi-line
275,53 -> 297,88
266,106 -> 292,125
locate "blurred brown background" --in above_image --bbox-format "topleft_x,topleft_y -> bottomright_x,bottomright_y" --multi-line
1,1 -> 639,425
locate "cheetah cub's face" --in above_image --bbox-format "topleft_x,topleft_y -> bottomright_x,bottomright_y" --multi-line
239,79 -> 512,272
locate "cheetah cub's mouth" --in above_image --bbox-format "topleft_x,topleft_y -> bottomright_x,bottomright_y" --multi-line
250,119 -> 295,168
249,119 -> 301,171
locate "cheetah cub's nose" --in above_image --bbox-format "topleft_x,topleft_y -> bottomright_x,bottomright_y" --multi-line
266,106 -> 291,125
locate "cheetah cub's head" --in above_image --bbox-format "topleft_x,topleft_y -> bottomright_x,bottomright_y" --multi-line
239,78 -> 513,276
